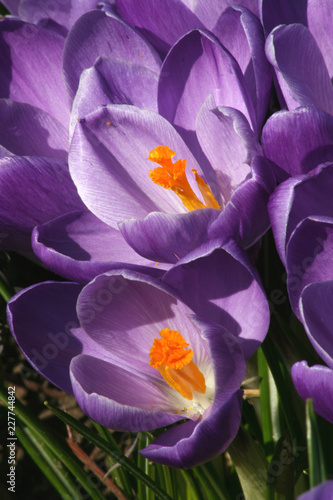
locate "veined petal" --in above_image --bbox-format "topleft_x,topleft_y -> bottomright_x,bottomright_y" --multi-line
70,56 -> 159,140
286,217 -> 333,317
119,208 -> 220,263
265,24 -> 333,115
0,99 -> 68,159
0,156 -> 84,253
269,163 -> 333,266
0,18 -> 69,126
63,10 -> 161,101
163,238 -> 270,359
76,271 -> 211,371
262,107 -> 333,181
300,282 -> 333,368
213,6 -> 271,128
33,210 -> 168,283
292,361 -> 333,424
69,104 -> 205,227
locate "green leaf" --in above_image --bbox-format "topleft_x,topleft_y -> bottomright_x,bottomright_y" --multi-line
0,385 -> 105,500
306,399 -> 327,488
228,426 -> 268,500
45,402 -> 173,500
15,423 -> 83,500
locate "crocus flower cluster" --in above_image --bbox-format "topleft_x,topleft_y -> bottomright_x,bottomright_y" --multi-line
0,1 -> 275,466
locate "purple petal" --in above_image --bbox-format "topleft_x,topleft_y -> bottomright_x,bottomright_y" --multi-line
0,99 -> 68,159
286,217 -> 333,316
192,0 -> 259,28
0,156 -> 85,253
32,210 -> 168,283
297,480 -> 333,500
7,282 -> 86,394
163,238 -> 270,359
158,30 -> 256,159
307,0 -> 333,78
208,155 -> 275,249
0,18 -> 69,126
292,361 -> 333,424
262,107 -> 333,180
19,0 -> 102,29
70,56 -> 159,139
265,24 -> 333,115
114,0 -> 204,54
70,354 -> 182,431
119,209 -> 220,263
141,391 -> 242,467
300,282 -> 333,368
63,10 -> 161,101
269,163 -> 333,266
76,270 -> 210,369
196,95 -> 260,206
213,6 -> 271,128
260,0 -> 307,35
69,104 -> 204,226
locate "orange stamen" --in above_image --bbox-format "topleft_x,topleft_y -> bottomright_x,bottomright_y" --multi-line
148,146 -> 220,211
149,328 -> 206,400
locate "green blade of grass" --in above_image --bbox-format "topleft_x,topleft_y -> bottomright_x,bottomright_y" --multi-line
45,402 -> 173,500
0,384 -> 105,500
257,347 -> 274,457
306,399 -> 327,488
15,423 -> 83,500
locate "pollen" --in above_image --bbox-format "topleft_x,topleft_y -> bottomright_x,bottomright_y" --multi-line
148,146 -> 220,211
149,328 -> 206,400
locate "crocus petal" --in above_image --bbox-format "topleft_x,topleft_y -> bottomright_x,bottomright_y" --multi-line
297,480 -> 333,500
286,217 -> 333,316
70,56 -> 159,139
76,270 -> 210,369
70,354 -> 183,431
213,6 -> 271,128
0,156 -> 85,253
158,29 -> 256,160
141,390 -> 243,468
0,18 -> 69,126
0,99 -> 68,159
196,95 -> 260,204
18,0 -> 101,29
114,0 -> 204,54
63,10 -> 161,101
265,24 -> 333,115
307,0 -> 333,78
259,0 -> 307,36
191,0 -> 259,28
300,282 -> 333,368
163,238 -> 270,359
32,210 -> 168,283
208,155 -> 275,248
7,282 -> 87,394
262,107 -> 333,180
292,361 -> 333,424
119,208 -> 220,263
269,163 -> 333,266
69,104 -> 204,227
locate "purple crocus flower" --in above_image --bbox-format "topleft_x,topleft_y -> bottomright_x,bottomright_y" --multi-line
269,162 -> 333,423
7,240 -> 270,467
259,0 -> 333,181
0,9 -> 274,281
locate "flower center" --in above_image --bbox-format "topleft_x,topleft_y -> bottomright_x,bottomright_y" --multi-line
149,327 -> 206,400
148,146 -> 220,211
